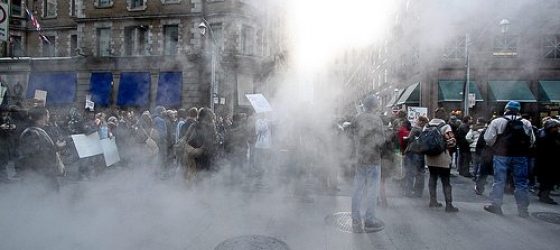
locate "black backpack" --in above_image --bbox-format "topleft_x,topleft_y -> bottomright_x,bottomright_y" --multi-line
493,117 -> 531,156
417,123 -> 447,156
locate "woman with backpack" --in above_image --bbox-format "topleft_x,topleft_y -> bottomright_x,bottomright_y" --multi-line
424,108 -> 459,212
402,116 -> 429,197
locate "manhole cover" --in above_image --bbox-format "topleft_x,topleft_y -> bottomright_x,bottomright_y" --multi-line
214,235 -> 290,250
325,212 -> 384,233
532,212 -> 560,224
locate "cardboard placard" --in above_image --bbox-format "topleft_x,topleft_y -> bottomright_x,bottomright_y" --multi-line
245,94 -> 272,113
101,138 -> 120,167
71,133 -> 103,158
34,90 -> 47,106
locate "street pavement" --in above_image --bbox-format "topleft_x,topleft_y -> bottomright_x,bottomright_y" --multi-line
1,164 -> 560,250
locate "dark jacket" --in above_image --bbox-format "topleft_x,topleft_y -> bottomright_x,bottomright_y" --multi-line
17,126 -> 58,176
535,129 -> 560,184
351,111 -> 385,165
185,121 -> 217,170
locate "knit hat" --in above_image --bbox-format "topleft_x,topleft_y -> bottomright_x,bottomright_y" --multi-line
362,95 -> 378,110
504,101 -> 521,112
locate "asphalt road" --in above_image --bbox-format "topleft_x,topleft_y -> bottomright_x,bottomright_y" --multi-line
0,163 -> 559,250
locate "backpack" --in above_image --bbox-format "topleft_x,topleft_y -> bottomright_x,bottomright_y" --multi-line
493,117 -> 531,156
417,123 -> 447,156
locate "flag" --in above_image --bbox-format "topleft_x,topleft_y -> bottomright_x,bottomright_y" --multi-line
39,34 -> 50,44
25,8 -> 41,31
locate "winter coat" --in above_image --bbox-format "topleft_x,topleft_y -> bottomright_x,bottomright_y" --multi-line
466,128 -> 483,152
17,126 -> 58,176
535,129 -> 560,185
424,119 -> 454,168
351,111 -> 385,165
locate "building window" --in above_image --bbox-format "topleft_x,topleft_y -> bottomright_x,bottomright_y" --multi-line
70,35 -> 78,56
11,0 -> 23,17
163,25 -> 178,56
96,0 -> 113,8
97,28 -> 111,57
130,0 -> 145,9
44,0 -> 56,18
544,35 -> 560,59
210,23 -> 223,51
162,0 -> 181,3
70,0 -> 76,16
256,29 -> 263,56
443,36 -> 466,59
493,35 -> 517,56
42,36 -> 56,57
10,36 -> 24,57
124,26 -> 149,56
241,26 -> 254,55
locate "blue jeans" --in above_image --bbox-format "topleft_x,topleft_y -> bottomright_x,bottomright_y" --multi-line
352,164 -> 380,223
490,156 -> 530,210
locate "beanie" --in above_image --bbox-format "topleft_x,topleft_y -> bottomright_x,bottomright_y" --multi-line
505,101 -> 521,112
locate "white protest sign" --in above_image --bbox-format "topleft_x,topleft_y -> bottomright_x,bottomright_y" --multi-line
0,3 -> 8,42
85,100 -> 95,111
100,138 -> 120,167
71,133 -> 103,158
245,94 -> 272,113
468,93 -> 476,108
34,90 -> 47,105
407,106 -> 428,123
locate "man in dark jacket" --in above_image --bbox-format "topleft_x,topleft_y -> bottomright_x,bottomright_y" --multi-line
535,119 -> 560,204
17,107 -> 60,190
349,95 -> 385,232
456,116 -> 473,177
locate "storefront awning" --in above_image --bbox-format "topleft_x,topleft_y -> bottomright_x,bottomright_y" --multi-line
538,81 -> 560,103
117,72 -> 151,106
89,72 -> 113,106
487,81 -> 536,102
438,80 -> 483,102
385,88 -> 404,108
26,72 -> 77,104
156,72 -> 182,107
396,82 -> 420,105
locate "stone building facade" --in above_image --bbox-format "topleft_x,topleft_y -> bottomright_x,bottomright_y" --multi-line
0,0 -> 287,117
344,0 -> 560,124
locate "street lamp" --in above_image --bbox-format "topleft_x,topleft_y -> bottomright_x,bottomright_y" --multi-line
198,18 -> 217,111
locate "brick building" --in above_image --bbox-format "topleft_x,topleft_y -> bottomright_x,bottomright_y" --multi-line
0,0 -> 287,116
343,0 -> 560,125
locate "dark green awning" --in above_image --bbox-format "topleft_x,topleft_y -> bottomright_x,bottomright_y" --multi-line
396,82 -> 420,105
438,80 -> 483,102
538,81 -> 560,103
487,81 -> 536,102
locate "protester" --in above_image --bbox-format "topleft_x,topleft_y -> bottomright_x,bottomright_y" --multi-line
473,119 -> 493,195
483,101 -> 535,217
0,107 -> 16,182
425,108 -> 459,212
456,116 -> 473,177
184,107 -> 218,181
535,119 -> 560,205
402,116 -> 429,197
466,118 -> 485,180
349,95 -> 385,232
16,107 -> 63,191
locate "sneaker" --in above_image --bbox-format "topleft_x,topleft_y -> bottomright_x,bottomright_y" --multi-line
445,204 -> 459,213
483,205 -> 503,215
474,186 -> 483,196
518,210 -> 529,218
429,201 -> 443,208
352,219 -> 363,233
364,220 -> 384,232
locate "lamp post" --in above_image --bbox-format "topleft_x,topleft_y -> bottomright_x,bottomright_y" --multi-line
198,18 -> 217,111
463,34 -> 470,117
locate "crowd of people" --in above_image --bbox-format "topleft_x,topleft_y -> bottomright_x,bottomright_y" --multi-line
349,98 -> 560,232
1,97 -> 560,233
0,103 -> 268,190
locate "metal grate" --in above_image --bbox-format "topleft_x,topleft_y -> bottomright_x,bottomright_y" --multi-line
325,212 -> 384,233
214,235 -> 290,250
532,212 -> 560,225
